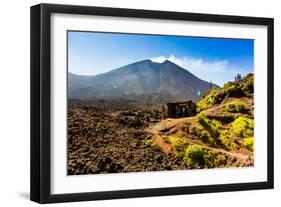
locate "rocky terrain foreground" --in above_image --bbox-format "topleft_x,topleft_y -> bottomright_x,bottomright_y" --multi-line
67,103 -> 188,175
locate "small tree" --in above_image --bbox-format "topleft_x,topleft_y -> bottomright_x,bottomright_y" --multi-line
235,73 -> 242,82
210,80 -> 213,90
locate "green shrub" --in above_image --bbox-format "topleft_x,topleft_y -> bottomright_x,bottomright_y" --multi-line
173,145 -> 187,158
218,132 -> 236,151
225,85 -> 244,97
244,137 -> 254,151
183,144 -> 205,168
199,131 -> 211,143
225,100 -> 248,113
212,91 -> 227,105
243,74 -> 254,93
190,125 -> 217,147
225,102 -> 236,112
143,137 -> 154,146
197,113 -> 220,139
232,117 -> 254,138
207,114 -> 236,124
236,103 -> 247,113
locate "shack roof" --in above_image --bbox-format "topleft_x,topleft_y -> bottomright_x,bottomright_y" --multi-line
167,101 -> 195,107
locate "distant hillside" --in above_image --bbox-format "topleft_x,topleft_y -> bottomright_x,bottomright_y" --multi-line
197,73 -> 254,112
68,59 -> 215,103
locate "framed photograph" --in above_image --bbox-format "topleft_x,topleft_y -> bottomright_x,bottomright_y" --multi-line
30,3 -> 274,203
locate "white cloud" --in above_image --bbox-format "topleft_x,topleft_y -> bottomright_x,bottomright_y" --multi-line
150,55 -> 249,86
150,56 -> 167,63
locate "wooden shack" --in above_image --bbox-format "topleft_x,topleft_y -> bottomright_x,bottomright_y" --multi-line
167,101 -> 196,118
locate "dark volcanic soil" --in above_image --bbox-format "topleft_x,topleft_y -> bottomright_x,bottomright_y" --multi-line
67,103 -> 187,175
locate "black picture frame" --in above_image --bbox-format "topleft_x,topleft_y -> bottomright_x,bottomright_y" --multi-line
30,3 -> 274,204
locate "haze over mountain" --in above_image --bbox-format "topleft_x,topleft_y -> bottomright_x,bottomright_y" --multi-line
68,59 -> 216,103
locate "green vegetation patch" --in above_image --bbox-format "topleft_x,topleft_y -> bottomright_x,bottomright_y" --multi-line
196,113 -> 220,139
218,129 -> 237,151
197,87 -> 220,111
244,137 -> 254,151
164,134 -> 241,168
242,74 -> 254,93
183,144 -> 205,168
143,136 -> 154,146
232,117 -> 254,138
190,124 -> 217,147
206,114 -> 236,124
196,113 -> 239,150
225,100 -> 248,113
198,74 -> 253,113
164,135 -> 188,158
164,136 -> 209,168
182,144 -> 237,168
224,83 -> 244,98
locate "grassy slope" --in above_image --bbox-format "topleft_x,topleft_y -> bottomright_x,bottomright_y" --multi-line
147,74 -> 254,169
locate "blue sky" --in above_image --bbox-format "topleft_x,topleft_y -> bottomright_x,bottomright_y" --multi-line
68,31 -> 254,86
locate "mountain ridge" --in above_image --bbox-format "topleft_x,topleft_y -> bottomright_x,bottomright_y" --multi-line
68,59 -> 216,103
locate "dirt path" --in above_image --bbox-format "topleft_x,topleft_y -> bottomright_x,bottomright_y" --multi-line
154,134 -> 172,153
147,117 -> 193,135
146,118 -> 252,161
146,117 -> 194,154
